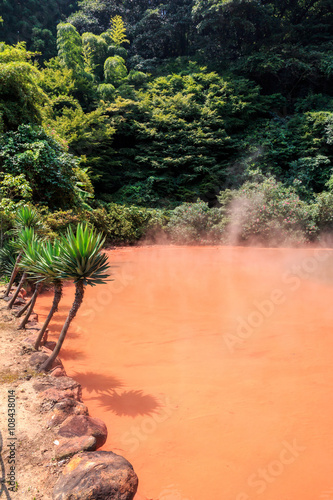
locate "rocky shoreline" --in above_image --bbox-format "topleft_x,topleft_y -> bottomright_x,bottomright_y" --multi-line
0,285 -> 138,499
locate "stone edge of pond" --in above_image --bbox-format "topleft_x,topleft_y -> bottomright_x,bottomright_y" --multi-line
30,341 -> 139,500
3,286 -> 139,500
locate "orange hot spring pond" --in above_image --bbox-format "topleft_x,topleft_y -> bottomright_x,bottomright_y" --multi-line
36,245 -> 333,500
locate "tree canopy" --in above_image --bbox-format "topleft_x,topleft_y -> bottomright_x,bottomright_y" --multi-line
0,0 -> 332,213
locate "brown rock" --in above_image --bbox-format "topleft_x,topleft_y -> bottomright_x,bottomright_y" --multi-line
54,436 -> 96,460
41,346 -> 55,356
52,451 -> 138,500
39,388 -> 79,404
57,415 -> 107,449
34,376 -> 82,404
44,340 -> 56,351
34,375 -> 81,393
29,352 -> 51,369
26,321 -> 44,330
47,399 -> 88,428
54,398 -> 89,414
13,297 -> 25,305
49,367 -> 67,378
23,335 -> 38,347
29,352 -> 63,372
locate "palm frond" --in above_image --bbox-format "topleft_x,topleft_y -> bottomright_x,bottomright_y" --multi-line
0,243 -> 16,278
13,206 -> 41,231
57,223 -> 111,286
19,239 -> 63,283
18,237 -> 44,282
14,227 -> 37,253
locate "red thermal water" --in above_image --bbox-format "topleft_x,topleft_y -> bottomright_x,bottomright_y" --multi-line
36,246 -> 333,500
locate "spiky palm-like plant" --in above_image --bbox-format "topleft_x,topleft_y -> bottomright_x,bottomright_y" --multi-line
17,237 -> 43,329
0,242 -> 16,279
19,239 -> 64,349
4,206 -> 41,298
40,224 -> 111,372
7,227 -> 37,310
14,206 -> 41,230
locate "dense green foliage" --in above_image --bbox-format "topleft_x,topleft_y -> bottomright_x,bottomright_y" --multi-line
0,125 -> 89,209
43,204 -> 169,244
0,43 -> 46,131
0,0 -> 78,60
0,1 -> 333,246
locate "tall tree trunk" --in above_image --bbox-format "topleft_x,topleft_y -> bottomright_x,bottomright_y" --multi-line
34,281 -> 63,351
40,281 -> 85,372
4,253 -> 21,297
7,272 -> 26,310
15,294 -> 33,317
18,283 -> 42,330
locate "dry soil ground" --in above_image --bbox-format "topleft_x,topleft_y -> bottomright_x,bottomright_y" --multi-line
0,285 -> 65,500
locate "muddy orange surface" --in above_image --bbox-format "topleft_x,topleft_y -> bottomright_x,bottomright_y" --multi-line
36,246 -> 333,500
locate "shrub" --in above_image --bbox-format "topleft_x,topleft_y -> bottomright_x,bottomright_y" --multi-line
167,200 -> 226,244
43,209 -> 86,234
218,177 -> 318,245
41,204 -> 169,244
314,191 -> 333,233
0,125 -> 78,209
85,204 -> 168,244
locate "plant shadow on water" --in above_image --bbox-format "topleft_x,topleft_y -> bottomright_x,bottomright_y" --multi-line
93,389 -> 162,417
72,371 -> 124,394
71,372 -> 161,417
57,348 -> 87,361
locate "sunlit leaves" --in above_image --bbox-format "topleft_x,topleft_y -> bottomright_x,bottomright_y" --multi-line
57,23 -> 84,72
0,43 -> 46,131
104,55 -> 127,85
109,16 -> 130,47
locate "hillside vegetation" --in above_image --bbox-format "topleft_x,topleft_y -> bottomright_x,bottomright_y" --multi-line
0,0 -> 333,245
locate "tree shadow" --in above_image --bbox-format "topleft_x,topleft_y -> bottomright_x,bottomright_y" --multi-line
71,371 -> 124,394
93,389 -> 161,417
58,349 -> 86,361
44,312 -> 82,339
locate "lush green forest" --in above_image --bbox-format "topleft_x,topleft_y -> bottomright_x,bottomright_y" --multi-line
0,0 -> 333,246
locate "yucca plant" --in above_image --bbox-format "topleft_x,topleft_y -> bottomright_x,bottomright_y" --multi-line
17,237 -> 44,329
20,239 -> 64,350
7,227 -> 37,310
0,241 -> 16,279
4,206 -> 41,298
40,223 -> 111,372
14,205 -> 41,230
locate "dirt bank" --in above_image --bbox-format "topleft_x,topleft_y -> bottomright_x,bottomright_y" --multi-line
36,245 -> 333,500
0,288 -> 62,500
